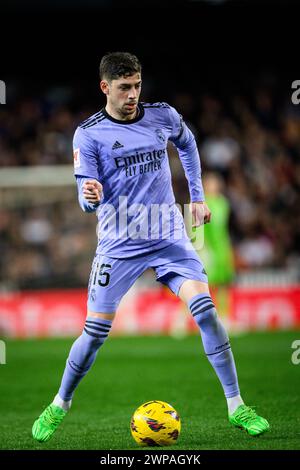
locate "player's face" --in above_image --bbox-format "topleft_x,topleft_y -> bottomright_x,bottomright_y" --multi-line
101,73 -> 142,120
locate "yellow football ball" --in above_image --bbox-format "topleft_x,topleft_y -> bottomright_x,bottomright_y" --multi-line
130,400 -> 181,447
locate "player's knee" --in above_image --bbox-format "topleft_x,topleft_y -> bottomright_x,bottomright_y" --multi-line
179,280 -> 210,303
87,310 -> 116,321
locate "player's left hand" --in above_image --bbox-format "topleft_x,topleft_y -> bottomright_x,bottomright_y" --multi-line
190,201 -> 211,227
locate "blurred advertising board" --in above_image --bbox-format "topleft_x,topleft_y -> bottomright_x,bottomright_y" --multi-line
0,286 -> 300,338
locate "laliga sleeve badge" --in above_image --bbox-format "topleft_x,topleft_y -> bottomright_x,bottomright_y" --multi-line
73,148 -> 81,168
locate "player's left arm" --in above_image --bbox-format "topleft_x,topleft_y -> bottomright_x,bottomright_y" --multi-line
168,105 -> 211,226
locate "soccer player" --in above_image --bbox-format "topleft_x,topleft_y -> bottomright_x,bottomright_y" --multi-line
32,52 -> 269,442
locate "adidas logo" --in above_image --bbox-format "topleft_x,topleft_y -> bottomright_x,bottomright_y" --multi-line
112,141 -> 124,150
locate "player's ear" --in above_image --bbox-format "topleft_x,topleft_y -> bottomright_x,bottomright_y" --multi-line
100,80 -> 109,96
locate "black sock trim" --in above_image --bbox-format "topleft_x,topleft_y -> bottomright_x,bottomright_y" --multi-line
206,346 -> 231,356
67,360 -> 87,374
192,303 -> 215,316
83,328 -> 107,339
85,320 -> 111,330
84,322 -> 111,333
189,295 -> 212,311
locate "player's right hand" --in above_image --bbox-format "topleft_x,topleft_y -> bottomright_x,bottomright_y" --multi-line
82,179 -> 103,204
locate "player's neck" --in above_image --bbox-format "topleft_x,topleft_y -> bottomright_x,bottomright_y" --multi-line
105,104 -> 139,122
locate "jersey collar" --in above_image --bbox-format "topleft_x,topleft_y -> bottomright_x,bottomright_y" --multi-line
102,103 -> 144,125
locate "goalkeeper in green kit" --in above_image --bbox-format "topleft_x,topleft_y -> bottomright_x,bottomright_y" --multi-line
192,172 -> 235,320
201,173 -> 235,285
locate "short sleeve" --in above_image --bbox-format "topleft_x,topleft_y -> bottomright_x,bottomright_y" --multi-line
73,126 -> 100,180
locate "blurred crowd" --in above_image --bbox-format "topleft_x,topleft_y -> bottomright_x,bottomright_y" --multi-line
1,79 -> 300,289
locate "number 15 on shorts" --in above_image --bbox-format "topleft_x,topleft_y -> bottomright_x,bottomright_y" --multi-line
90,261 -> 112,288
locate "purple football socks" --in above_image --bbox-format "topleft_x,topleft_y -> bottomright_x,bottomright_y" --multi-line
188,293 -> 240,398
58,317 -> 112,401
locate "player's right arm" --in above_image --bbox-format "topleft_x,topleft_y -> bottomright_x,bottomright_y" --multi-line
73,127 -> 103,212
77,177 -> 103,212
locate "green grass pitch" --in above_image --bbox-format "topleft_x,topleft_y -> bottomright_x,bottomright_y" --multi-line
0,331 -> 299,450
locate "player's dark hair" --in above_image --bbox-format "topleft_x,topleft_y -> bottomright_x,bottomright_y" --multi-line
99,52 -> 141,81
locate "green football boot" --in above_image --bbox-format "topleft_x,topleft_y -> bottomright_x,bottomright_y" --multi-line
229,404 -> 270,436
32,403 -> 67,442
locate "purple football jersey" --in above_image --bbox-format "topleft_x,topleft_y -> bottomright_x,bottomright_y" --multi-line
73,102 -> 204,257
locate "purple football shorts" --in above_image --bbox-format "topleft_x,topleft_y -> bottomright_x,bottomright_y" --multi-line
87,238 -> 208,313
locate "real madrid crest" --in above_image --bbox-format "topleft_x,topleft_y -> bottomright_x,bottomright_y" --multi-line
155,129 -> 166,144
